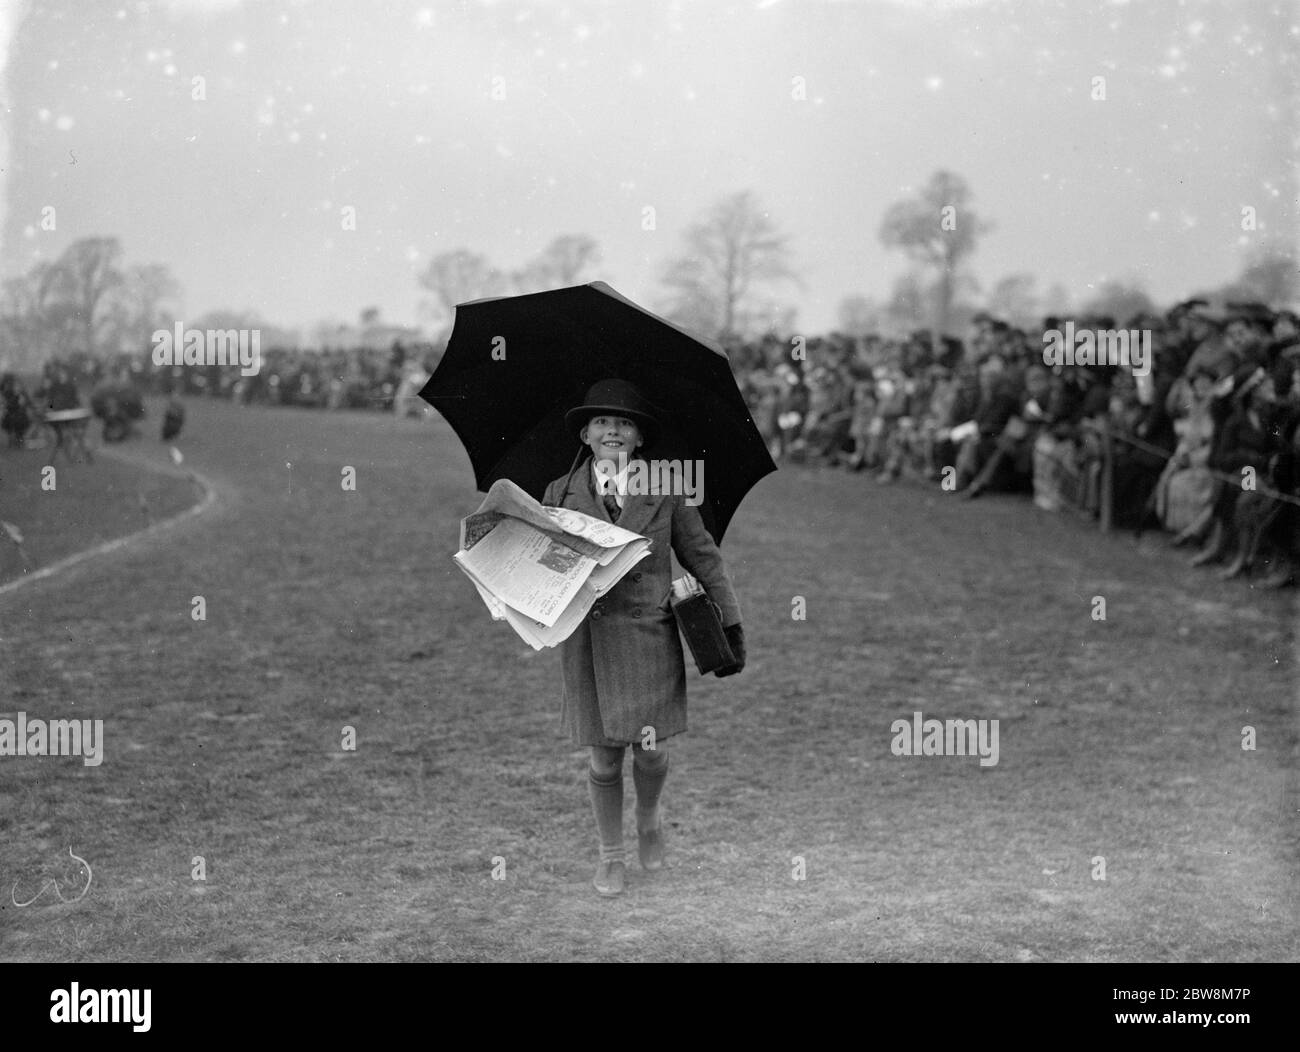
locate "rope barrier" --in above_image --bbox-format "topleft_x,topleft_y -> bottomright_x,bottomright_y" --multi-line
1089,421 -> 1300,510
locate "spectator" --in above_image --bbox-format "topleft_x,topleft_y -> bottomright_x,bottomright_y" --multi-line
1,373 -> 33,448
963,362 -> 1051,499
91,368 -> 145,443
39,361 -> 82,412
953,352 -> 1022,494
1208,368 -> 1293,578
1156,364 -> 1219,543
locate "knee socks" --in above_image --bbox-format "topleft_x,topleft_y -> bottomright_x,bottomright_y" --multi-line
632,747 -> 669,834
588,765 -> 625,865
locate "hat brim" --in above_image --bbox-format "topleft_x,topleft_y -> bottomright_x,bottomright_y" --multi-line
565,404 -> 659,442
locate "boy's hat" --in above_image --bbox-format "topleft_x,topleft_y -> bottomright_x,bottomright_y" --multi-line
565,378 -> 661,444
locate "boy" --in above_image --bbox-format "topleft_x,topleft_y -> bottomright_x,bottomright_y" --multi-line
542,379 -> 746,897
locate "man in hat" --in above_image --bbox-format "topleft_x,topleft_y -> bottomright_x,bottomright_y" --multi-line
542,379 -> 746,898
1272,310 -> 1300,348
938,334 -> 965,371
1195,366 -> 1276,574
1223,302 -> 1274,370
1169,299 -> 1225,377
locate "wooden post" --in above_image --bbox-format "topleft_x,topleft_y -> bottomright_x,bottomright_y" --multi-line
1098,418 -> 1114,534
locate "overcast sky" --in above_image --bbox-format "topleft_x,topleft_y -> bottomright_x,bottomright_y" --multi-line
1,0 -> 1295,337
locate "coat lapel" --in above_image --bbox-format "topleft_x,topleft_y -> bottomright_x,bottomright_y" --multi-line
564,454 -> 664,535
567,460 -> 607,521
613,488 -> 664,537
610,454 -> 666,537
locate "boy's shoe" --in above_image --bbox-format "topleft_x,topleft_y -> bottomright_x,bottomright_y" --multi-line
638,824 -> 665,871
592,860 -> 626,897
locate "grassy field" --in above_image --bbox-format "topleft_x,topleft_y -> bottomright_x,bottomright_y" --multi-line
0,395 -> 1296,961
0,427 -> 200,587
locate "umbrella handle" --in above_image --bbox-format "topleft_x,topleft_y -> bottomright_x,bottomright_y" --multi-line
550,446 -> 589,506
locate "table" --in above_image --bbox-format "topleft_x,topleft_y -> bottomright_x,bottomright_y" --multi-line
44,407 -> 94,465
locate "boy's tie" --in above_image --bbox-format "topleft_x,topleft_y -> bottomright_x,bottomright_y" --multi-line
602,491 -> 621,522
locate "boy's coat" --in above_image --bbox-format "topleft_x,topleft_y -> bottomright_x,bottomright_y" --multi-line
542,454 -> 741,746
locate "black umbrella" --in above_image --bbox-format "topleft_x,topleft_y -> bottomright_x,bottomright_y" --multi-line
419,281 -> 776,544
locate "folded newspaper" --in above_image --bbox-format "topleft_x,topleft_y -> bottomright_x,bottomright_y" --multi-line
453,478 -> 653,649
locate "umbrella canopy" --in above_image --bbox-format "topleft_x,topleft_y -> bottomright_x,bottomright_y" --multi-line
419,281 -> 776,544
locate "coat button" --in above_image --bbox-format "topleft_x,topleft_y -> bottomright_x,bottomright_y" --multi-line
591,609 -> 602,620
632,608 -> 641,618
631,572 -> 642,582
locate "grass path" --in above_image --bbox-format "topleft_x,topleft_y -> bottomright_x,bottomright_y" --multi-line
0,432 -> 202,588
0,396 -> 1296,961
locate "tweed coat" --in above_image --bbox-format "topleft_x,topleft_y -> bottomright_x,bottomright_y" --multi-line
541,452 -> 741,747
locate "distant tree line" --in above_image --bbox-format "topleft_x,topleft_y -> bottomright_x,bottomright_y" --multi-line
6,175 -> 1294,374
0,238 -> 181,372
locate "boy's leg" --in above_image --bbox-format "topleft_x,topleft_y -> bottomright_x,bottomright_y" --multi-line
632,741 -> 669,871
588,744 -> 626,895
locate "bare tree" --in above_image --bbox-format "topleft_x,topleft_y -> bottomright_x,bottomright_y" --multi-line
0,263 -> 76,365
657,256 -> 723,338
879,171 -> 990,340
124,262 -> 181,340
417,249 -> 509,334
986,273 -> 1040,329
514,234 -> 601,293
45,237 -> 128,357
659,190 -> 798,341
0,272 -> 48,366
0,247 -> 184,366
884,272 -> 929,335
2,268 -> 41,363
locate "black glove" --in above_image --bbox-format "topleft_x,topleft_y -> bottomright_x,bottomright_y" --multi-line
715,623 -> 746,678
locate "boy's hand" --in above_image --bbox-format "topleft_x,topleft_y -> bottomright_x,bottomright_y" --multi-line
715,623 -> 746,677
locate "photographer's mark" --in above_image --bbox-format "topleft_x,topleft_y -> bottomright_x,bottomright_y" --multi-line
1042,322 -> 1152,377
152,322 -> 261,376
0,712 -> 104,766
890,711 -> 1000,767
50,984 -> 150,1032
602,454 -> 706,507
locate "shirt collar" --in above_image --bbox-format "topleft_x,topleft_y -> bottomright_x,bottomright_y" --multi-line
591,458 -> 632,495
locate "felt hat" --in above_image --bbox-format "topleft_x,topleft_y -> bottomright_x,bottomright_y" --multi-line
564,379 -> 661,445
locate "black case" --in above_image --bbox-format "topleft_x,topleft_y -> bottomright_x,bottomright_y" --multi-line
671,592 -> 736,675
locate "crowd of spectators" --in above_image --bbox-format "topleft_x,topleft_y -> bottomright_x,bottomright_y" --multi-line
143,341 -> 438,411
6,306 -> 1300,586
0,341 -> 437,447
732,300 -> 1300,587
